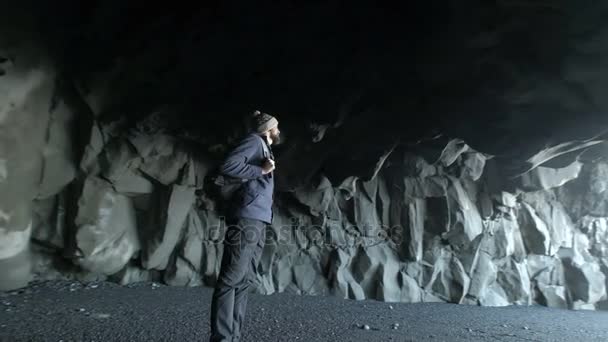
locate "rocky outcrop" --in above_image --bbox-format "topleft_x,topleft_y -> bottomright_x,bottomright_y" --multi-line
73,177 -> 140,275
14,108 -> 605,311
0,41 -> 78,290
2,0 -> 608,313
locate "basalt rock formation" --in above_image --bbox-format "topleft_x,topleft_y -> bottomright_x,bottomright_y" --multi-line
1,1 -> 608,311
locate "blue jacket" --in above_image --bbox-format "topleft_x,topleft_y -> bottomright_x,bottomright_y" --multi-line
219,133 -> 274,224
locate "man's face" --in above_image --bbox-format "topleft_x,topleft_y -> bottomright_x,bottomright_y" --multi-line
269,126 -> 281,144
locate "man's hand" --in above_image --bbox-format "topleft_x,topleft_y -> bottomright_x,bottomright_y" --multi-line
262,158 -> 275,175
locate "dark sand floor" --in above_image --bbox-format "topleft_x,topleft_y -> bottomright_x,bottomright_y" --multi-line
1,281 -> 607,342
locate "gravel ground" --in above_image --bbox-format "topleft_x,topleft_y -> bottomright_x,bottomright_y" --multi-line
0,281 -> 607,342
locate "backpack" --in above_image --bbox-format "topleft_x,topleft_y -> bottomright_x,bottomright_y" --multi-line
205,135 -> 272,204
209,173 -> 247,202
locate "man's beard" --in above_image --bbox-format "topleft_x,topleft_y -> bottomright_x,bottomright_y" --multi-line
270,132 -> 282,145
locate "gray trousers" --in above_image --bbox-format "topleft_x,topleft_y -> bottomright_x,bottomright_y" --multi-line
210,217 -> 266,342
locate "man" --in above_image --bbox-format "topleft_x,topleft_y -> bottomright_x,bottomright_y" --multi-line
209,110 -> 280,342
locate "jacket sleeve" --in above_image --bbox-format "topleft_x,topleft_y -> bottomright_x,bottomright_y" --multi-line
219,134 -> 264,180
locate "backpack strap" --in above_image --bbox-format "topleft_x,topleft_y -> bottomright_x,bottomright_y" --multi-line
256,134 -> 273,160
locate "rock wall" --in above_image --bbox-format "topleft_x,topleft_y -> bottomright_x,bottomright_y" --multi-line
0,40 -> 79,290
15,106 -> 608,310
0,41 -> 606,309
1,1 -> 608,313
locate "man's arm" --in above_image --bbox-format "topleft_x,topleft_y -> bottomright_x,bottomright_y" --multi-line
219,135 -> 264,180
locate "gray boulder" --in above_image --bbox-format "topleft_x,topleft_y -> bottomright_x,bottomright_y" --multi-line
293,175 -> 334,217
562,255 -> 606,304
397,270 -> 424,303
527,254 -> 564,286
141,184 -> 196,270
538,284 -> 568,309
444,177 -> 483,244
466,251 -> 497,302
479,283 -> 510,307
496,258 -> 531,305
521,191 -> 575,255
328,248 -> 366,300
518,202 -> 551,255
164,208 -> 204,287
74,177 -> 140,275
423,245 -> 470,303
